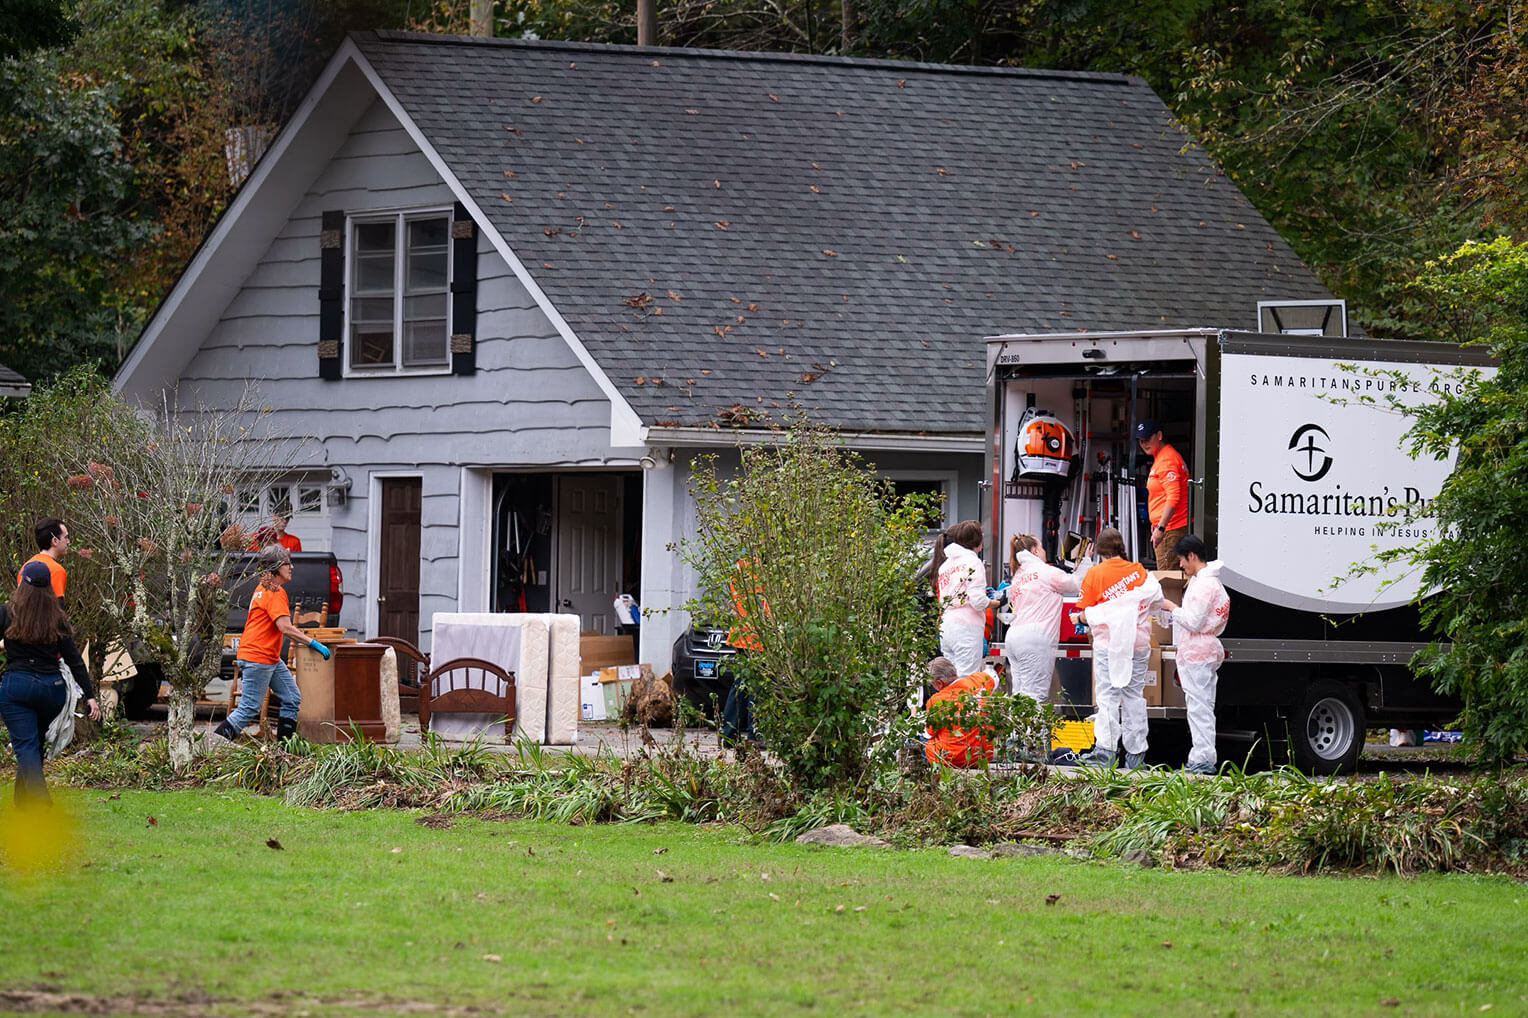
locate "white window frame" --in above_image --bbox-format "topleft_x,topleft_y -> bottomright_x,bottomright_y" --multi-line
234,476 -> 332,547
343,206 -> 455,377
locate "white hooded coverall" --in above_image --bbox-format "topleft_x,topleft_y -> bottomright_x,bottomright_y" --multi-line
1083,574 -> 1163,758
937,542 -> 990,677
1000,549 -> 1084,702
1170,560 -> 1230,770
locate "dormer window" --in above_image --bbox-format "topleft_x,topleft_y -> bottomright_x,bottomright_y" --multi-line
317,203 -> 475,380
346,210 -> 452,373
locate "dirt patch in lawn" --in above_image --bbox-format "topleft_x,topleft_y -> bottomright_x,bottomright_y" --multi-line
0,989 -> 491,1016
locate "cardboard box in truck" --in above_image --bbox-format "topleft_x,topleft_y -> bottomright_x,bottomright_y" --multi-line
985,328 -> 1495,773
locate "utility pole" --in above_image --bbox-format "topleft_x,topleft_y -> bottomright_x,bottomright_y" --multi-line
471,0 -> 493,37
637,0 -> 657,46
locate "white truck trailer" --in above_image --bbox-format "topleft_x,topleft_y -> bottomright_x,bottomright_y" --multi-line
984,328 -> 1495,773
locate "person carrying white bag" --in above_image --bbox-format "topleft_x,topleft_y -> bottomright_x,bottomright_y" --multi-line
1072,528 -> 1161,769
1000,534 -> 1086,704
1159,534 -> 1230,775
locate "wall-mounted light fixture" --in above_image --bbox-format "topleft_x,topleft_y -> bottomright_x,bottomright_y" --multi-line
326,465 -> 353,507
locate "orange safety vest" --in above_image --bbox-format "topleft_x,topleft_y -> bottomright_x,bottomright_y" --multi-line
925,672 -> 996,767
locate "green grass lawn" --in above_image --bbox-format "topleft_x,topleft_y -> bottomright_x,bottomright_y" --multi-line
2,788 -> 1525,1017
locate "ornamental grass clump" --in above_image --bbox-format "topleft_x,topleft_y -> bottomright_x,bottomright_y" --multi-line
683,418 -> 938,792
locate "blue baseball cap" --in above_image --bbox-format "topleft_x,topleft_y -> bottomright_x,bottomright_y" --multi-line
20,560 -> 52,588
1134,418 -> 1161,440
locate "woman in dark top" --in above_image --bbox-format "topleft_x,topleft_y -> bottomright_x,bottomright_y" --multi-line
0,560 -> 99,806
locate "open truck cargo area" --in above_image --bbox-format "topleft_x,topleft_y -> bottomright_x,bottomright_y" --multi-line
984,328 -> 1496,773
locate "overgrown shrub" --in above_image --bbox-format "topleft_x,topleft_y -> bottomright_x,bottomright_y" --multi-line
44,733 -> 1528,877
1356,238 -> 1528,763
682,419 -> 937,791
2,370 -> 299,769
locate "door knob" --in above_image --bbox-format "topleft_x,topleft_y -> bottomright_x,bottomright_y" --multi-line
560,599 -> 573,609
378,595 -> 388,604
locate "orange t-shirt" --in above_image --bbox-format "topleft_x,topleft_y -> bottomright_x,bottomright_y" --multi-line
727,560 -> 764,651
1076,558 -> 1147,610
237,584 -> 290,665
925,672 -> 996,768
18,553 -> 66,599
249,531 -> 302,552
1147,443 -> 1189,530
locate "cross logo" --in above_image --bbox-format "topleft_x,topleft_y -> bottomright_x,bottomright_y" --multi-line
1288,423 -> 1333,482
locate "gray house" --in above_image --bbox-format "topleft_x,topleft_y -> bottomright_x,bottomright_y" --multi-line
114,31 -> 1335,671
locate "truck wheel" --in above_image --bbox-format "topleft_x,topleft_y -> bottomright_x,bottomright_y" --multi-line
122,664 -> 163,720
1290,680 -> 1364,775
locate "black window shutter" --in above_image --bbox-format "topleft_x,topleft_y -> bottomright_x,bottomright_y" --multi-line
450,201 -> 478,375
317,210 -> 344,380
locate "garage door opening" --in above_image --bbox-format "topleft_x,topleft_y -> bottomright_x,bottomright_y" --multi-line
490,471 -> 641,634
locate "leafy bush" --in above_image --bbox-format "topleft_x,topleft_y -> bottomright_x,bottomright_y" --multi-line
1370,238 -> 1528,764
682,419 -> 938,791
924,689 -> 1060,767
46,730 -> 1528,876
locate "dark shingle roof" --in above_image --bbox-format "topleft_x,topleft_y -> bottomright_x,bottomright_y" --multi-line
0,361 -> 28,389
354,32 -> 1333,434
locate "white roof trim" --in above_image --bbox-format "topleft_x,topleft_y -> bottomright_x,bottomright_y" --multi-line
347,47 -> 646,445
642,426 -> 983,454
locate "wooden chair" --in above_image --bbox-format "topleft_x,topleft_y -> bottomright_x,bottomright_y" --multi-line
417,657 -> 516,739
368,636 -> 429,714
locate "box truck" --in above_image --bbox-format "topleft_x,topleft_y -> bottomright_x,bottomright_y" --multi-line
984,328 -> 1495,773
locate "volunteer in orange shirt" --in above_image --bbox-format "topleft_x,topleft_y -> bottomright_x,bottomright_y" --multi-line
17,517 -> 69,601
1073,527 -> 1161,768
721,557 -> 762,747
924,656 -> 996,768
248,512 -> 302,552
213,546 -> 329,743
1135,419 -> 1189,569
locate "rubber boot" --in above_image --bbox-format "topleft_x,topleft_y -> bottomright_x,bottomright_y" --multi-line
276,717 -> 298,743
212,719 -> 240,742
1123,751 -> 1147,770
1078,747 -> 1115,767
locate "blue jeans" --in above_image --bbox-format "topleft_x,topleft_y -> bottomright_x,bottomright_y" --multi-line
721,681 -> 753,743
0,669 -> 68,807
228,660 -> 300,730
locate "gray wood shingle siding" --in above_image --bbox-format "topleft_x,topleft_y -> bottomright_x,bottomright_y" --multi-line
176,100 -> 624,640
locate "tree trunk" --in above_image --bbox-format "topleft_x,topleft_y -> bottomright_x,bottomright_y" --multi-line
470,0 -> 493,37
87,642 -> 116,719
840,0 -> 854,54
637,0 -> 657,45
167,686 -> 197,771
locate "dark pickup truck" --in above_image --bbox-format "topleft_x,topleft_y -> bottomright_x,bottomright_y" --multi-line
121,550 -> 343,718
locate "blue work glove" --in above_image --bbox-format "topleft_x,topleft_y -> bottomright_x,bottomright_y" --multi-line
307,638 -> 331,660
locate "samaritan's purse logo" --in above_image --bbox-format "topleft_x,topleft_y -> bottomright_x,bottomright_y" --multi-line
1288,423 -> 1333,482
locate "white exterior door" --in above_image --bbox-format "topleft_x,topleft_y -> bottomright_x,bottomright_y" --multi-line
554,474 -> 622,633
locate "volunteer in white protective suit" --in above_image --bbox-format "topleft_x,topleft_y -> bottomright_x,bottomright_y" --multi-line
1159,534 -> 1230,775
1000,534 -> 1085,703
1072,527 -> 1162,769
931,520 -> 991,677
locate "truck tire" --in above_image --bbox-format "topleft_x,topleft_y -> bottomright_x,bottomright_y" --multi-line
122,664 -> 163,720
1290,680 -> 1364,775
